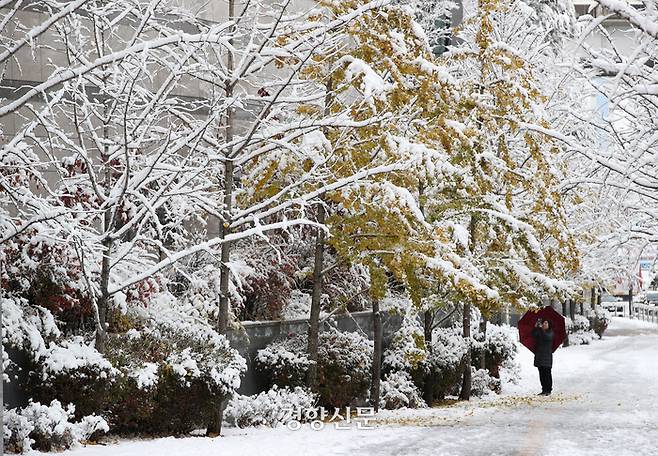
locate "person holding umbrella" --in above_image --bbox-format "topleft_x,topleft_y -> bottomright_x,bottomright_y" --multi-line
519,306 -> 566,395
532,318 -> 554,396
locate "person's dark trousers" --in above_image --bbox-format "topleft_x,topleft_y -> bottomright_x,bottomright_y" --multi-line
538,366 -> 552,393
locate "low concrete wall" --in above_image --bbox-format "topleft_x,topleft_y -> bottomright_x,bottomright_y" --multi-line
227,310 -> 404,395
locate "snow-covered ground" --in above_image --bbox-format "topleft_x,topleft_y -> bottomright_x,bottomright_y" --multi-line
41,317 -> 658,456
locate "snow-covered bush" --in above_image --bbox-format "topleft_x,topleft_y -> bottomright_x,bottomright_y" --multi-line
572,314 -> 591,332
255,333 -> 312,388
422,326 -> 470,399
3,297 -> 118,421
383,307 -> 427,372
568,330 -> 595,345
568,314 -> 596,345
470,368 -> 500,397
3,409 -> 33,454
485,324 -> 517,367
281,290 -> 312,320
225,386 -> 317,428
104,313 -> 247,434
2,297 -> 59,362
379,371 -> 426,409
5,290 -> 246,436
392,326 -> 468,403
1,230 -> 92,333
381,300 -> 509,403
3,302 -> 114,379
27,336 -> 117,422
42,337 -> 115,377
471,323 -> 517,379
318,330 -> 373,408
256,329 -> 373,408
383,323 -> 473,403
588,308 -> 611,339
429,327 -> 470,373
499,356 -> 522,386
3,400 -> 108,453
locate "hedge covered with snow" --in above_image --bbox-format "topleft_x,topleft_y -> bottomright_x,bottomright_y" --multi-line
256,329 -> 373,408
2,294 -> 247,445
383,304 -> 519,403
566,314 -> 597,345
3,400 -> 108,453
379,371 -> 426,409
588,308 -> 611,339
225,386 -> 317,428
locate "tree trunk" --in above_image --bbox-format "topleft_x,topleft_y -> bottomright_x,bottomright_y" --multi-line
479,317 -> 487,370
590,286 -> 596,311
95,99 -> 113,353
218,157 -> 234,335
307,203 -> 326,392
208,0 -> 236,437
423,310 -> 433,347
96,223 -> 112,352
422,310 -> 434,405
95,242 -> 111,352
418,183 -> 438,404
460,215 -> 477,401
370,299 -> 382,412
217,0 -> 236,335
459,300 -> 472,401
629,285 -> 634,318
306,76 -> 333,392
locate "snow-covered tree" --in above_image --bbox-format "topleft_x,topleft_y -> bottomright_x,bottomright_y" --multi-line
574,0 -> 658,268
0,0 -> 414,343
436,0 -> 580,398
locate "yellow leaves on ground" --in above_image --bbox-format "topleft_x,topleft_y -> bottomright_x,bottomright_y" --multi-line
369,393 -> 580,428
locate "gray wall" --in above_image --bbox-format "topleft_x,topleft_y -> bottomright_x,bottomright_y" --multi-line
227,310 -> 404,395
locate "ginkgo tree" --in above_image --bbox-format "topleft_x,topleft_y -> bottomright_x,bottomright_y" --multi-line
294,1 -> 503,403
436,0 -> 581,398
230,0 -> 453,396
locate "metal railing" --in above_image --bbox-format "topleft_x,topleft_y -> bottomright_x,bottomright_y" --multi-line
632,303 -> 658,324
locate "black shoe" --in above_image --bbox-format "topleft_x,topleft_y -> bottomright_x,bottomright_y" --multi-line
537,392 -> 546,396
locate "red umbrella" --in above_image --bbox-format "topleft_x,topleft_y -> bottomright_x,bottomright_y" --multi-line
518,306 -> 566,353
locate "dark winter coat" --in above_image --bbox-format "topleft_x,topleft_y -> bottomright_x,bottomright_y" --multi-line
532,327 -> 554,368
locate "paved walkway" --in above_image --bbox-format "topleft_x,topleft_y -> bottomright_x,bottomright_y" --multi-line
355,317 -> 658,456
